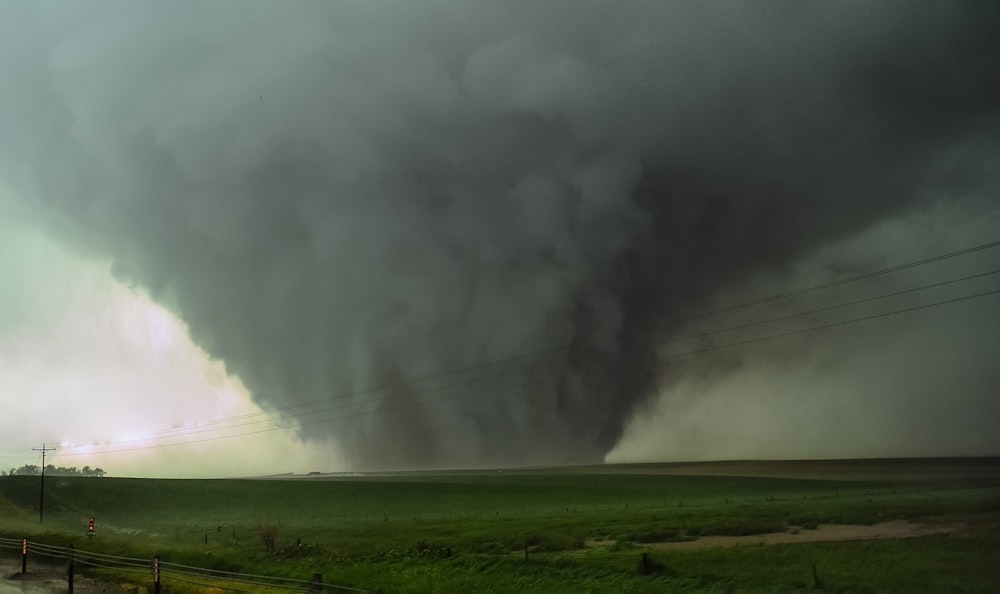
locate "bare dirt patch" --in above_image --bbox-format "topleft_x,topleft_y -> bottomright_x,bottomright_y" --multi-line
587,521 -> 961,551
657,521 -> 959,550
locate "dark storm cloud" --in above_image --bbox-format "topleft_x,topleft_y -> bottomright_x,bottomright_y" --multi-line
1,1 -> 997,468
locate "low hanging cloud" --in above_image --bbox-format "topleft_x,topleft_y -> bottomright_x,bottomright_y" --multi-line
1,1 -> 998,469
0,217 -> 335,477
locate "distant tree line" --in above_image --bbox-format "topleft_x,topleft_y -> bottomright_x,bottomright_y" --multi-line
3,465 -> 106,477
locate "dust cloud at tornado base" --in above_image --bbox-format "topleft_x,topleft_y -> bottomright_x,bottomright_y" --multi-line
1,2 -> 998,469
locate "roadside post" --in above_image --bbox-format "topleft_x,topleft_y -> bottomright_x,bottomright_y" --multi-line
68,544 -> 75,594
153,554 -> 161,594
21,538 -> 26,573
310,573 -> 323,594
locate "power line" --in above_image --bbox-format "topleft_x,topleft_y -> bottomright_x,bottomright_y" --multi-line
58,374 -> 562,456
668,238 -> 1000,325
52,240 -> 1000,458
64,360 -> 566,452
669,267 -> 1000,344
59,283 -> 1000,457
154,359 -> 565,440
155,238 -> 1000,440
662,287 -> 1000,360
135,264 -> 1000,446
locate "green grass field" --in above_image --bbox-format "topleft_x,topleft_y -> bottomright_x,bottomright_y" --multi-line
2,459 -> 999,593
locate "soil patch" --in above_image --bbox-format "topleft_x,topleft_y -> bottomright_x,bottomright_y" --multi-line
587,520 -> 960,551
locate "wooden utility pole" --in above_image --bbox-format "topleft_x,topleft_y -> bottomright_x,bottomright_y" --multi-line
32,444 -> 56,523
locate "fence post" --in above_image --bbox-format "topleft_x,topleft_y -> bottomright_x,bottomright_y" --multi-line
68,544 -> 74,594
309,573 -> 322,594
21,538 -> 27,573
153,554 -> 161,594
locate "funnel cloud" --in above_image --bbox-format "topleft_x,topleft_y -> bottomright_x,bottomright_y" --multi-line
1,2 -> 998,469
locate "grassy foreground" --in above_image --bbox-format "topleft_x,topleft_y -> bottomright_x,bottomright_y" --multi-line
1,459 -> 999,593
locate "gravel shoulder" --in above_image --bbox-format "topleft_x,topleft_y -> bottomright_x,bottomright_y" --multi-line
1,558 -> 137,594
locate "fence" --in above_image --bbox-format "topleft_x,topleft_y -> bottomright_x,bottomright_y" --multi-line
0,537 -> 367,593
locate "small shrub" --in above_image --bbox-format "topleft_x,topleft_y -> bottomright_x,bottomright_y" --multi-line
638,552 -> 674,576
619,527 -> 681,543
609,541 -> 638,552
534,534 -> 583,552
258,519 -> 277,554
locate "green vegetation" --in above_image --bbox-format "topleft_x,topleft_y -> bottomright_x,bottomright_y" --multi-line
3,464 -> 106,477
1,464 -> 999,592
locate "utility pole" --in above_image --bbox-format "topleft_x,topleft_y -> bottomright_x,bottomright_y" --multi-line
32,444 -> 56,523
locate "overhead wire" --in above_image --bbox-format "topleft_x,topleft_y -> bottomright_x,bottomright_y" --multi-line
53,238 -> 1000,457
662,287 -> 1000,359
61,288 -> 1000,456
138,237 -> 1000,441
155,344 -> 571,436
666,237 -> 1000,324
669,267 -> 1000,344
149,359 -> 566,440
58,374 -> 563,456
57,282 -> 1000,457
